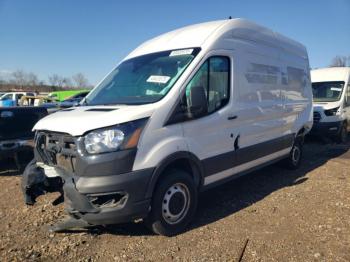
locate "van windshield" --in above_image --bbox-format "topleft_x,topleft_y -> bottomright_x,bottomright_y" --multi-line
85,48 -> 201,105
312,81 -> 345,102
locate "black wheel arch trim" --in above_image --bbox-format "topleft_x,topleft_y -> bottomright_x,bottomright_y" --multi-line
144,151 -> 205,199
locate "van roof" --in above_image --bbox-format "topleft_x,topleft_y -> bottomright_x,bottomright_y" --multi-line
125,18 -> 307,60
311,67 -> 350,83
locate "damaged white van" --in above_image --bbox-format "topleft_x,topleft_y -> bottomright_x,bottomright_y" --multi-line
310,67 -> 350,143
28,18 -> 313,236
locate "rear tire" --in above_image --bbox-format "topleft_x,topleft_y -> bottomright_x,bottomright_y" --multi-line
336,122 -> 348,144
144,169 -> 198,236
284,138 -> 303,170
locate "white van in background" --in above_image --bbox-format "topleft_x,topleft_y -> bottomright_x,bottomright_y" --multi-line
28,18 -> 313,236
311,67 -> 350,143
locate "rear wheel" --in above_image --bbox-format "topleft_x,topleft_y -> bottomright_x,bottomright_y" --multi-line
145,169 -> 198,236
284,138 -> 303,170
336,122 -> 348,144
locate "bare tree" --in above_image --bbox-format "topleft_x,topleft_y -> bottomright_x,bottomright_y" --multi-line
11,70 -> 27,88
48,74 -> 61,87
0,74 -> 5,85
72,73 -> 89,89
27,72 -> 39,86
62,77 -> 72,88
330,56 -> 347,67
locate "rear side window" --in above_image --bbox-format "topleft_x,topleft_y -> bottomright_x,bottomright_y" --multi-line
16,94 -> 24,100
185,56 -> 230,114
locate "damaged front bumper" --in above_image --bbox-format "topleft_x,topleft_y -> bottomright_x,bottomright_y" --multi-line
53,166 -> 153,226
27,131 -> 154,231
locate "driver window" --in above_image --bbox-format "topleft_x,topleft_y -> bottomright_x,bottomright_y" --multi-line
185,56 -> 230,115
346,84 -> 350,107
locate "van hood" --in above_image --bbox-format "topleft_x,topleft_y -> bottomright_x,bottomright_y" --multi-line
313,101 -> 341,111
33,104 -> 155,136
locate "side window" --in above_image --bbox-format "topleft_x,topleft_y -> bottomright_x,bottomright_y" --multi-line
185,56 -> 230,115
346,84 -> 350,107
2,94 -> 12,100
16,94 -> 24,100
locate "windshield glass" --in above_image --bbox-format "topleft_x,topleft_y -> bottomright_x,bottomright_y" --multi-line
0,94 -> 12,100
312,81 -> 345,102
85,48 -> 200,105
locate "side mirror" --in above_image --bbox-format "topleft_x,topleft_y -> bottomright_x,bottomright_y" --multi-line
188,86 -> 208,118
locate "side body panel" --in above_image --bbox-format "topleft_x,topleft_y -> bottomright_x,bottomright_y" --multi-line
280,50 -> 313,135
233,42 -> 284,148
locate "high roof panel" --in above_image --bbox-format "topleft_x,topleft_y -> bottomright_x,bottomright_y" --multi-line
311,67 -> 350,82
124,18 -> 307,60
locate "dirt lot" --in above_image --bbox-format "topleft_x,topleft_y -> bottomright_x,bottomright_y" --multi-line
0,140 -> 349,261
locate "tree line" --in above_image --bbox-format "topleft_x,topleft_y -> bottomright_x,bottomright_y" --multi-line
329,55 -> 350,67
0,70 -> 93,92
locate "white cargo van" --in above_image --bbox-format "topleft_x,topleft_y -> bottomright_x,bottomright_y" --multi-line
30,19 -> 312,236
311,67 -> 350,143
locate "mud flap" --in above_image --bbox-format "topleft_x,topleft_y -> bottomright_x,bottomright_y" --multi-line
21,159 -> 64,206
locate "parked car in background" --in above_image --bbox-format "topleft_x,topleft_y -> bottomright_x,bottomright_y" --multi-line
311,67 -> 350,143
18,95 -> 56,107
28,18 -> 312,235
0,92 -> 37,106
41,91 -> 90,113
57,91 -> 89,108
0,107 -> 48,169
47,90 -> 89,102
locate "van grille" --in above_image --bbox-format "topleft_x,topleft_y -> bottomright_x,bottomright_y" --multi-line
313,111 -> 321,124
36,132 -> 77,173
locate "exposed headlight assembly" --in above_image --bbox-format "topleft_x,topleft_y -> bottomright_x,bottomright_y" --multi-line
324,107 -> 340,116
84,118 -> 148,154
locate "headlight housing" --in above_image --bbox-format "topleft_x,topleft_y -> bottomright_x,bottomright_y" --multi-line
324,107 -> 340,116
84,118 -> 148,154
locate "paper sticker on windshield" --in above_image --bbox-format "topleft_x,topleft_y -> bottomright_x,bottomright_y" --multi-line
147,75 -> 170,84
331,87 -> 342,92
169,49 -> 193,57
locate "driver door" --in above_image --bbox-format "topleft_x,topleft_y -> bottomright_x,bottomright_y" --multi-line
181,52 -> 238,178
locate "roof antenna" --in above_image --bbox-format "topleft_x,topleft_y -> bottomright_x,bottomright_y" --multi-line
228,16 -> 232,19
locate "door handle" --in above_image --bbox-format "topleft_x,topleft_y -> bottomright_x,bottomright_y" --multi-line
227,115 -> 238,120
234,134 -> 240,150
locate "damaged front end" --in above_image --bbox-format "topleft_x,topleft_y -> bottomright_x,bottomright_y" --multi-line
22,131 -> 152,232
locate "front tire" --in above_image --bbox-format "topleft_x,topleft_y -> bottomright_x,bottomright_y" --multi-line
145,169 -> 198,236
336,122 -> 348,144
284,138 -> 303,170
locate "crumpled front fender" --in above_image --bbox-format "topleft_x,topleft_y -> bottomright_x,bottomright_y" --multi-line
21,159 -> 64,206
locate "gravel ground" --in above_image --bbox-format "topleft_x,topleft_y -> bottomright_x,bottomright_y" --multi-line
0,140 -> 349,261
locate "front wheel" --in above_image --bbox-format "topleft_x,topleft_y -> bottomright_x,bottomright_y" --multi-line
336,122 -> 348,144
284,138 -> 303,170
145,169 -> 198,236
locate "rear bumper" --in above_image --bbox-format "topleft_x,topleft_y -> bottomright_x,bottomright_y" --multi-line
0,139 -> 34,156
309,121 -> 343,137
